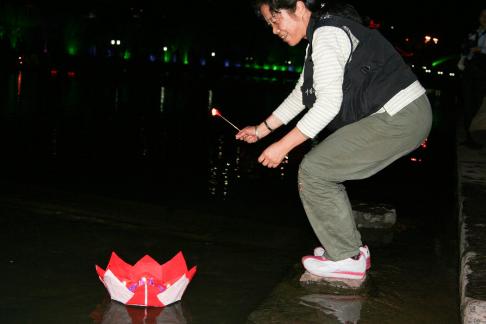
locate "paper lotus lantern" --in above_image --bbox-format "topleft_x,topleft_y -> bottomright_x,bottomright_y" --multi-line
95,251 -> 197,307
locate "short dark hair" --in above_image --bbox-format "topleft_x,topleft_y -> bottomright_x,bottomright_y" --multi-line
253,0 -> 320,16
253,0 -> 362,24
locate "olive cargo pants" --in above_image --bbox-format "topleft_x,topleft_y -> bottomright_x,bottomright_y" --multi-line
298,94 -> 432,260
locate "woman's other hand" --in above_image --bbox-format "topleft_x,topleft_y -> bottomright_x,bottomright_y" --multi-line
258,142 -> 289,168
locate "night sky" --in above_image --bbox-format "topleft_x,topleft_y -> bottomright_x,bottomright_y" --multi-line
0,0 -> 483,64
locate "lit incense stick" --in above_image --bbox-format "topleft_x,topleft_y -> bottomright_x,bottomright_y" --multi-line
211,108 -> 240,131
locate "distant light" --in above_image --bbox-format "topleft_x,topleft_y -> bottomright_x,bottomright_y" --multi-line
432,37 -> 439,44
163,46 -> 168,51
405,37 -> 410,42
287,60 -> 292,65
200,58 -> 206,66
425,69 -> 431,73
437,71 -> 443,75
411,64 -> 415,68
424,35 -> 431,44
67,71 -> 76,78
110,40 -> 115,45
390,25 -> 395,30
211,52 -> 216,57
224,59 -> 230,68
449,73 -> 455,77
50,69 -> 58,77
116,40 -> 121,45
369,19 -> 381,29
421,139 -> 428,149
432,55 -> 456,68
422,66 -> 427,70
148,54 -> 157,62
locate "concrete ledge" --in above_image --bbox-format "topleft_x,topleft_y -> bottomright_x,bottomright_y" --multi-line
457,143 -> 486,323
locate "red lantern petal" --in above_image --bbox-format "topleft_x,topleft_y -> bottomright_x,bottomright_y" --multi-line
161,251 -> 188,283
132,255 -> 162,279
106,252 -> 134,281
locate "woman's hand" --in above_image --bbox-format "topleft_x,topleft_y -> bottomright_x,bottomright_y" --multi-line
236,126 -> 259,143
258,142 -> 289,168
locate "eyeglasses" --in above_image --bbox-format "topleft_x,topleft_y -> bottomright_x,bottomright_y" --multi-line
266,11 -> 282,27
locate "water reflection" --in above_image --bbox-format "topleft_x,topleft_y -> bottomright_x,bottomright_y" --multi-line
207,133 -> 292,199
299,294 -> 363,324
92,301 -> 187,324
208,135 -> 240,198
17,71 -> 22,97
0,67 -> 448,203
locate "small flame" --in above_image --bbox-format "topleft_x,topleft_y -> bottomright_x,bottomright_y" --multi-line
211,108 -> 220,117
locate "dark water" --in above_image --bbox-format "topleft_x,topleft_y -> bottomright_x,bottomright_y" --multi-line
0,64 -> 460,323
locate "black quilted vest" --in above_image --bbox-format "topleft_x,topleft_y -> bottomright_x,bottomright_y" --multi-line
301,15 -> 417,132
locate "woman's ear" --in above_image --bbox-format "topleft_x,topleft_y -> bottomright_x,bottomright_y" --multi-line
295,0 -> 307,15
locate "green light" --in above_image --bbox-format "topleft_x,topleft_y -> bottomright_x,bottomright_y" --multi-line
123,50 -> 131,60
272,65 -> 278,71
431,55 -> 457,67
244,63 -> 251,68
263,64 -> 270,70
295,66 -> 303,73
67,44 -> 78,56
64,20 -> 80,56
252,64 -> 261,70
163,51 -> 171,63
183,51 -> 189,65
280,66 -> 287,72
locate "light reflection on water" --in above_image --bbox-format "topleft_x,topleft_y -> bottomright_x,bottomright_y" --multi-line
0,68 -> 450,201
91,300 -> 188,324
207,133 -> 292,199
0,68 -> 297,197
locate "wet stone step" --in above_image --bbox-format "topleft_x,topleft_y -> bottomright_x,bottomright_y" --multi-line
246,264 -> 369,324
352,202 -> 397,229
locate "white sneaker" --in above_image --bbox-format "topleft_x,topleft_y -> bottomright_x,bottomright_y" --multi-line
314,245 -> 371,270
302,252 -> 367,280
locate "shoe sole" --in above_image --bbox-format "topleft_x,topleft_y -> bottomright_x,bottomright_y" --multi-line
314,246 -> 371,270
306,269 -> 366,280
302,256 -> 366,280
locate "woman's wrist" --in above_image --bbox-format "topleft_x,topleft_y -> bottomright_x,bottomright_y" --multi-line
263,120 -> 274,132
256,123 -> 271,138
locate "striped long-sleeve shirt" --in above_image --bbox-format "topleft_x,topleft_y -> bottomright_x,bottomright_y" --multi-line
273,26 -> 425,138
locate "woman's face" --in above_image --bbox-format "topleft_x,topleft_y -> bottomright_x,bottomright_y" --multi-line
260,3 -> 308,46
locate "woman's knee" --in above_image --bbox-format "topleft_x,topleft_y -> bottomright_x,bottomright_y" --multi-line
298,155 -> 332,191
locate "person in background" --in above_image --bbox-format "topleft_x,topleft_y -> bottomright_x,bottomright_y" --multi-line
236,0 -> 431,280
458,8 -> 486,149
